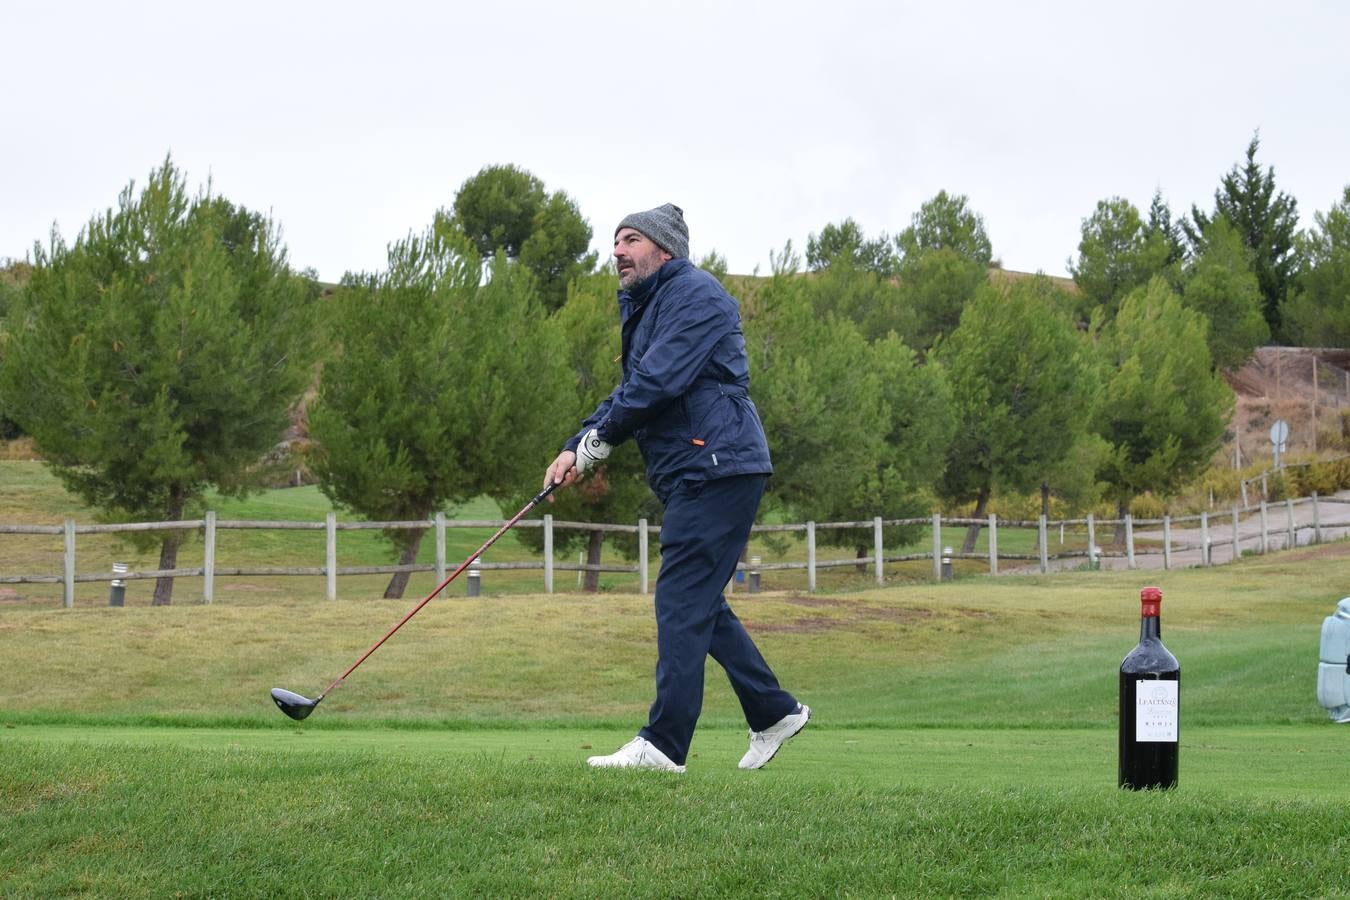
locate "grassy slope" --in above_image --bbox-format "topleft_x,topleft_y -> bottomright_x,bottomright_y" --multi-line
0,534 -> 1340,729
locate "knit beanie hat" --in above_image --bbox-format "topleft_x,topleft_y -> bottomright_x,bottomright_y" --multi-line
615,203 -> 689,259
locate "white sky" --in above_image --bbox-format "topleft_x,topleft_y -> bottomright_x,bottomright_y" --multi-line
3,0 -> 1348,282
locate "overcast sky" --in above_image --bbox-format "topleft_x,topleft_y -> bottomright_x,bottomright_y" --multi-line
4,1 -> 1348,283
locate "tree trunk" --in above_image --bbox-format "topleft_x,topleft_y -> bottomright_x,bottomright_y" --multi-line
1112,499 -> 1130,548
584,529 -> 603,593
383,528 -> 427,599
151,487 -> 186,606
961,485 -> 991,554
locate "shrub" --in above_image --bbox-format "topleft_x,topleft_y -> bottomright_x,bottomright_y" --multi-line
1129,493 -> 1166,520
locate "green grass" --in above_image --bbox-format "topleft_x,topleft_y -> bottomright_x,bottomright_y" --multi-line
3,728 -> 1347,897
4,460 -> 1350,895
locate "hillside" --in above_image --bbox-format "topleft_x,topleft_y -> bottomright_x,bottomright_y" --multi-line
1226,346 -> 1350,465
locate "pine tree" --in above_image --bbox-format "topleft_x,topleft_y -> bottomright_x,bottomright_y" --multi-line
1069,197 -> 1172,323
933,276 -> 1098,552
1180,216 -> 1269,370
506,270 -> 657,592
0,159 -> 322,604
1183,133 -> 1299,338
1093,278 -> 1233,531
1281,187 -> 1350,347
893,192 -> 993,353
309,228 -> 568,598
750,245 -> 952,557
438,164 -> 596,312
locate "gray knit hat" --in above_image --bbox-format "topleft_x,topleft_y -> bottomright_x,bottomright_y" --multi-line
615,203 -> 689,259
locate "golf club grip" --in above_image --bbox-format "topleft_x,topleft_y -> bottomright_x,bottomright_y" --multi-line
323,481 -> 561,695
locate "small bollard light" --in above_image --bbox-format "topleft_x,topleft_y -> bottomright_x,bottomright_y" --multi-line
941,547 -> 953,581
749,555 -> 761,594
467,557 -> 482,597
109,562 -> 127,607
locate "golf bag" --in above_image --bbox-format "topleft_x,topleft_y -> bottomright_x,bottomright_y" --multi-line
1316,597 -> 1350,724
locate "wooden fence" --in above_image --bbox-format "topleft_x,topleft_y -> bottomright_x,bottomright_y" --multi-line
3,493 -> 1348,607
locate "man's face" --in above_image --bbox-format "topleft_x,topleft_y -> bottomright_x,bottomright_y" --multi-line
614,227 -> 672,290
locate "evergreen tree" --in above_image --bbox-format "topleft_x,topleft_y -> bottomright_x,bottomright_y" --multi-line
1093,278 -> 1233,532
1281,186 -> 1350,347
0,261 -> 34,439
0,159 -> 322,604
893,191 -> 993,353
437,164 -> 596,311
806,218 -> 896,274
1145,190 -> 1187,269
309,228 -> 568,598
507,270 -> 657,591
750,245 -> 952,556
1069,197 -> 1172,323
932,276 -> 1098,552
1183,133 -> 1299,338
1180,216 -> 1269,370
803,250 -> 910,343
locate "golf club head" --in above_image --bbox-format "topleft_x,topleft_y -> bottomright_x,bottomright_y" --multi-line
271,687 -> 320,721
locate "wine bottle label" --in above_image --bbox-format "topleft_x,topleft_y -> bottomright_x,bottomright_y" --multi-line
1135,680 -> 1178,742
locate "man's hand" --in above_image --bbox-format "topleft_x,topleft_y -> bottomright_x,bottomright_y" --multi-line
575,428 -> 612,475
543,449 -> 578,501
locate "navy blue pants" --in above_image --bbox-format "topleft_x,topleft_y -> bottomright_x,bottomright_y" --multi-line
639,475 -> 798,765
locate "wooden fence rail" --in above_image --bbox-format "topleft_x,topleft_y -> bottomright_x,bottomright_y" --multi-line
3,493 -> 1348,607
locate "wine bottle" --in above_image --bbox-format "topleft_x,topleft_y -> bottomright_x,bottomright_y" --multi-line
1118,586 -> 1179,790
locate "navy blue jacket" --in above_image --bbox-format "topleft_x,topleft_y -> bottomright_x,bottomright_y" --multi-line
566,258 -> 773,503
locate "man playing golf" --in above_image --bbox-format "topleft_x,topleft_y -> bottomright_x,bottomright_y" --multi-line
544,203 -> 809,772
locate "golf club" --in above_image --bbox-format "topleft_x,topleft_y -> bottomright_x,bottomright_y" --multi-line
270,480 -> 560,720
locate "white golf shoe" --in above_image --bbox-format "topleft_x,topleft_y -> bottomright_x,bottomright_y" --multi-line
739,704 -> 811,770
587,737 -> 686,773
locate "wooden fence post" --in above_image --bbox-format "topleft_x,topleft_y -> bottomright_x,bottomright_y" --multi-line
1259,501 -> 1269,554
435,512 -> 447,583
932,513 -> 942,582
1163,516 -> 1171,570
1200,511 -> 1210,566
807,521 -> 817,592
204,511 -> 216,604
1038,515 -> 1048,573
873,516 -> 884,586
1087,513 -> 1096,570
1125,514 -> 1135,569
63,518 -> 75,608
1285,498 -> 1296,550
544,514 -> 554,594
988,514 -> 998,576
1312,492 -> 1321,545
638,518 -> 648,596
326,512 -> 337,601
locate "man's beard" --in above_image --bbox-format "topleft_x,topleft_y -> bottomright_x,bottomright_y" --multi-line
618,254 -> 665,289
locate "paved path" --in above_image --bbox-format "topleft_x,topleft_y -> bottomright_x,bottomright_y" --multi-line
1006,491 -> 1350,574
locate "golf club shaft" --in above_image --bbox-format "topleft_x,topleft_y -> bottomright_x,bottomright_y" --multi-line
318,481 -> 560,699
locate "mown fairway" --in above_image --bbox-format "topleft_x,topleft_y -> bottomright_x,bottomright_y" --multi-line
3,469 -> 1350,896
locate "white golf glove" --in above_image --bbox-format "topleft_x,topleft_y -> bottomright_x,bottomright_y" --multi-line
575,428 -> 612,476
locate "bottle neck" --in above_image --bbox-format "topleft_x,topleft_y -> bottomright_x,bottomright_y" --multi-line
1139,614 -> 1161,641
